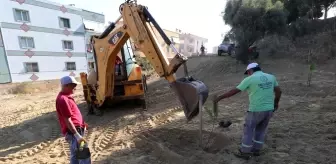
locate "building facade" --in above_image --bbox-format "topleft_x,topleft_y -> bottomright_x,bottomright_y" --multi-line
0,0 -> 104,83
151,28 -> 180,60
178,31 -> 208,57
130,24 -> 181,61
141,27 -> 208,59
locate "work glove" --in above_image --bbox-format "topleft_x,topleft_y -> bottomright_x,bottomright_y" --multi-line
74,133 -> 87,144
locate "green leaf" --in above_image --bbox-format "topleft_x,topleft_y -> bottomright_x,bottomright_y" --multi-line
204,106 -> 214,120
309,63 -> 316,71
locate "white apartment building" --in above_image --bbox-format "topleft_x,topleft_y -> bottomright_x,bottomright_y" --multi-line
0,0 -> 104,83
177,30 -> 208,57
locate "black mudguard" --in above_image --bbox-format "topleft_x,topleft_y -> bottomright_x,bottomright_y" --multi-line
170,76 -> 209,121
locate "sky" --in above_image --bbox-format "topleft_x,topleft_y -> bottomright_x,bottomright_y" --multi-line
50,0 -> 231,51
50,0 -> 336,51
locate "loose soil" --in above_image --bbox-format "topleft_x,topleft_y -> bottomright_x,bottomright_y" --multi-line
0,56 -> 336,164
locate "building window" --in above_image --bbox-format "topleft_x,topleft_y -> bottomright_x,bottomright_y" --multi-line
19,36 -> 35,49
62,41 -> 73,50
14,9 -> 30,22
59,17 -> 71,28
88,62 -> 95,69
65,62 -> 76,71
187,45 -> 194,53
24,62 -> 39,73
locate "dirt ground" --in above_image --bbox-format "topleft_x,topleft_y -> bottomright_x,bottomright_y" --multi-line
1,56 -> 336,164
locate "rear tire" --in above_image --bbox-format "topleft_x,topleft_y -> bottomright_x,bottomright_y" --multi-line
135,99 -> 147,111
218,50 -> 223,56
87,103 -> 103,116
230,49 -> 236,58
141,99 -> 147,111
87,103 -> 95,115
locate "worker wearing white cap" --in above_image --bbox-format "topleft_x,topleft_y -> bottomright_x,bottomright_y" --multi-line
213,62 -> 282,160
56,76 -> 91,163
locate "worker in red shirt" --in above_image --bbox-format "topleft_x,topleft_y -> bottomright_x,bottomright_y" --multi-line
56,76 -> 91,164
115,55 -> 122,75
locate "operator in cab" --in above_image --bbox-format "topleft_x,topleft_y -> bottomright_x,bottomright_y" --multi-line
115,53 -> 123,76
213,63 -> 282,160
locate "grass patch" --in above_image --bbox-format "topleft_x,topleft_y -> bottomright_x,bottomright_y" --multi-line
8,82 -> 36,94
6,79 -> 64,94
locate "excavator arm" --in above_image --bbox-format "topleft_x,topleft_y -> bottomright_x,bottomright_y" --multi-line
86,1 -> 208,120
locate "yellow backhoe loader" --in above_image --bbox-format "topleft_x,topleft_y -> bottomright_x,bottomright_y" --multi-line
80,0 -> 208,121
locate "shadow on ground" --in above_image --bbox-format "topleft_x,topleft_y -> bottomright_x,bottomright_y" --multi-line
0,76 -> 186,159
2,56 -> 336,163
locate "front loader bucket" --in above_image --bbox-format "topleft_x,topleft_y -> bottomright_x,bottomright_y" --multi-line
170,76 -> 209,121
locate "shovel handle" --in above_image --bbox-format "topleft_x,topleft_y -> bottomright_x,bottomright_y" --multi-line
212,96 -> 218,118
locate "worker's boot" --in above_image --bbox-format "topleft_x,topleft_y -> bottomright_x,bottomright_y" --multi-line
233,149 -> 252,160
251,149 -> 262,156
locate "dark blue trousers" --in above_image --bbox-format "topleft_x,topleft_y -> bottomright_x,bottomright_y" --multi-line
240,110 -> 273,153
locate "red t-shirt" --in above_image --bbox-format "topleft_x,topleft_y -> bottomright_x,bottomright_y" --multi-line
116,56 -> 122,65
56,92 -> 84,135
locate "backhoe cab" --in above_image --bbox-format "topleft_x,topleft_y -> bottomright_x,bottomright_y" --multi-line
80,1 -> 209,121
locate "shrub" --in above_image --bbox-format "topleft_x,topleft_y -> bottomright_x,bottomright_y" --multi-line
9,82 -> 35,94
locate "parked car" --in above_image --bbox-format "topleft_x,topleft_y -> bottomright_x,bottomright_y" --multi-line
247,44 -> 259,60
217,41 -> 259,60
217,42 -> 235,56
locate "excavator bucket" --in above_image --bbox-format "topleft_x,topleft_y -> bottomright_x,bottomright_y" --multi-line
135,6 -> 209,120
170,76 -> 209,121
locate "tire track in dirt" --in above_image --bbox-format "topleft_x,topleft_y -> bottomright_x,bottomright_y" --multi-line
85,127 -> 98,159
0,57 -> 239,163
90,105 -> 183,162
0,97 -> 66,163
90,123 -> 118,161
0,121 -> 61,163
87,58 -> 231,161
0,106 -> 53,128
0,141 -> 54,163
0,83 -> 183,163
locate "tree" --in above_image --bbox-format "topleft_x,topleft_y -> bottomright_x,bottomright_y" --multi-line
282,0 -> 335,23
223,0 -> 287,64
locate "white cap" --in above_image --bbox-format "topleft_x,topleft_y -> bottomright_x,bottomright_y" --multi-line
244,62 -> 259,74
60,76 -> 81,85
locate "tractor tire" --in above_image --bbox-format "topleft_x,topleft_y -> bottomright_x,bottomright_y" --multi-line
141,99 -> 147,111
142,74 -> 148,92
88,103 -> 103,116
134,99 -> 147,111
